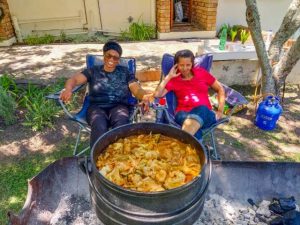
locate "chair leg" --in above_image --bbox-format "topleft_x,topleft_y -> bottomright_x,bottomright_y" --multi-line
73,126 -> 90,156
73,126 -> 82,156
210,132 -> 220,160
75,146 -> 90,156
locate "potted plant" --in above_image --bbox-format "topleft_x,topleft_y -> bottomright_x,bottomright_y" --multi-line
229,25 -> 238,42
240,29 -> 251,46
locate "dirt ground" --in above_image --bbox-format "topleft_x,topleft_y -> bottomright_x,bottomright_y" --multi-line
1,82 -> 299,163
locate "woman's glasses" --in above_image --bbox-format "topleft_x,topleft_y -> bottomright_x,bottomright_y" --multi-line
104,53 -> 120,61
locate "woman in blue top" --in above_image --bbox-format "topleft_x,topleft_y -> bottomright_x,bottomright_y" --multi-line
60,41 -> 151,147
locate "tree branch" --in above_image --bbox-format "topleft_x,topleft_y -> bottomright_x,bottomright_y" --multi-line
269,0 -> 300,62
245,0 -> 275,94
273,35 -> 300,94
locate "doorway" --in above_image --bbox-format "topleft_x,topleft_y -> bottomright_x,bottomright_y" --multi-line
170,0 -> 193,31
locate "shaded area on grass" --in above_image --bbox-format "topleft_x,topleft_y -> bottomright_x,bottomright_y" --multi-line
0,135 -> 89,225
215,84 -> 300,161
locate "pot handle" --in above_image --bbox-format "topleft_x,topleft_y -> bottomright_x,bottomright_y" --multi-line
202,155 -> 212,194
81,157 -> 135,215
78,156 -> 92,174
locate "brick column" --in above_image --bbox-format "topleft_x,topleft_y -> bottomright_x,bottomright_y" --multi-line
192,0 -> 218,31
0,0 -> 15,41
156,0 -> 171,33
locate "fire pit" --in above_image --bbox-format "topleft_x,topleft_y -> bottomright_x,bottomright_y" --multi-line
7,158 -> 300,225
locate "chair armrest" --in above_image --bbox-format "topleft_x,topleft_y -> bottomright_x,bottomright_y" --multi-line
202,116 -> 230,137
45,84 -> 86,121
45,84 -> 86,100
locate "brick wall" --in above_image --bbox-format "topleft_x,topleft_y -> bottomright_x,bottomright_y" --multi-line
191,0 -> 217,31
157,0 -> 218,32
156,0 -> 171,33
0,0 -> 15,40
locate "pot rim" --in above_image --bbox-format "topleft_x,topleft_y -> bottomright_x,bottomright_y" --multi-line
90,122 -> 209,196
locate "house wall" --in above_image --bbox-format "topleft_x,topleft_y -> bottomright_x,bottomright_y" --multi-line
6,0 -> 155,37
216,0 -> 295,33
7,0 -> 92,36
100,0 -> 155,34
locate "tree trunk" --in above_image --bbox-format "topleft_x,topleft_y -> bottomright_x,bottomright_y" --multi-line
269,0 -> 300,64
245,0 -> 300,96
273,35 -> 300,94
245,0 -> 275,94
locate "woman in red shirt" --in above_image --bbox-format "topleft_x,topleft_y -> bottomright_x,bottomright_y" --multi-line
154,50 -> 225,138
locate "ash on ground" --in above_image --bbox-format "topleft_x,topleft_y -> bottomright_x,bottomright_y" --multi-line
48,194 -> 102,225
196,194 -> 299,225
46,193 -> 298,225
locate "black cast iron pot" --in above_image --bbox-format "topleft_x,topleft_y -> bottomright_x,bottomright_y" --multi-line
82,123 -> 211,225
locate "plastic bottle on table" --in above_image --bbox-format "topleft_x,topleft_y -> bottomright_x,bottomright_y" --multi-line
219,27 -> 227,50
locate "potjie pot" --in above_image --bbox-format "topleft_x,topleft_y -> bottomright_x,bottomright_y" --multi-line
82,123 -> 211,225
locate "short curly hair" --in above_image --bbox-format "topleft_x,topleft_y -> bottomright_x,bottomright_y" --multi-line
103,41 -> 122,56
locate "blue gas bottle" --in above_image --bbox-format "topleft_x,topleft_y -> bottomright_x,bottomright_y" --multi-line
255,96 -> 282,130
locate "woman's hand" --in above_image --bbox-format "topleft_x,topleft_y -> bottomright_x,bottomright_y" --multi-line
140,93 -> 154,112
167,64 -> 181,79
59,73 -> 87,103
60,88 -> 72,103
215,110 -> 223,120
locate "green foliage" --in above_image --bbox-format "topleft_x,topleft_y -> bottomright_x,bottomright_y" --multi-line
24,34 -> 55,45
0,87 -> 17,126
22,91 -> 60,131
0,73 -> 16,91
121,19 -> 156,41
0,141 -> 75,225
69,33 -> 91,43
0,73 -> 19,98
68,32 -> 109,44
18,83 -> 63,131
18,80 -> 82,131
57,31 -> 71,43
229,25 -> 238,42
218,24 -> 251,43
0,74 -> 66,131
0,74 -> 83,131
240,29 -> 251,44
17,83 -> 40,107
23,32 -> 111,45
0,74 -> 18,126
217,23 -> 230,39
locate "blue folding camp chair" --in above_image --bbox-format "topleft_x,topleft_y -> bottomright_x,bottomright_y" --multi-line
155,53 -> 248,159
46,54 -> 139,156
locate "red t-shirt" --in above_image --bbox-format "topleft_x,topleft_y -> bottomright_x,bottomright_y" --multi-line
165,67 -> 216,112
